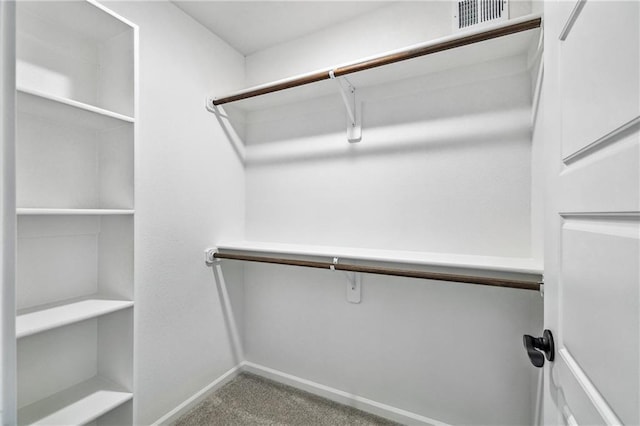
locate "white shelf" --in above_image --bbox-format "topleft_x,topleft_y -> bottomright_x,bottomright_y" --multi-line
217,241 -> 543,276
18,376 -> 132,426
17,0 -> 134,43
17,298 -> 134,339
17,208 -> 135,216
214,14 -> 542,112
17,88 -> 134,130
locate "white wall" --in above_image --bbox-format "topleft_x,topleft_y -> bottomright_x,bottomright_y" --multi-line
245,2 -> 451,87
246,1 -> 534,87
240,4 -> 543,425
245,59 -> 533,256
96,2 -> 245,424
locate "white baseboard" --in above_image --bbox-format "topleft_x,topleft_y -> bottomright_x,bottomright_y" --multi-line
241,361 -> 449,426
153,361 -> 449,426
152,364 -> 242,425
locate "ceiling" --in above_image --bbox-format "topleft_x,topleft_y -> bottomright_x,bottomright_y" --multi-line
172,1 -> 393,56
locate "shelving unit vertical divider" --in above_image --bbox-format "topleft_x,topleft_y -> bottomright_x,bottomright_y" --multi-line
14,1 -> 137,425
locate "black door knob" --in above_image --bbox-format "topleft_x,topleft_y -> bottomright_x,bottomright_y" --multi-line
523,329 -> 554,368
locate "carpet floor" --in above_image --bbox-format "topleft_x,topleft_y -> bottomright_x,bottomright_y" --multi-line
174,373 -> 402,426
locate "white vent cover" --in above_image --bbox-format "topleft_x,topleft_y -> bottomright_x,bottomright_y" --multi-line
453,0 -> 509,31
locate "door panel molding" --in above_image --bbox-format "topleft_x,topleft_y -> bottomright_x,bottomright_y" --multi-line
563,116 -> 640,164
560,129 -> 639,214
559,348 -> 622,425
559,0 -> 587,41
560,218 -> 639,424
559,1 -> 640,159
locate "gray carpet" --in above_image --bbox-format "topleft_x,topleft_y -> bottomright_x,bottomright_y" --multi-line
174,373 -> 402,426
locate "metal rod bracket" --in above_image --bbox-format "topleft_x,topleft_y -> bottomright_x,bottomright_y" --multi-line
205,97 -> 231,119
329,70 -> 362,143
329,256 -> 361,303
204,248 -> 218,266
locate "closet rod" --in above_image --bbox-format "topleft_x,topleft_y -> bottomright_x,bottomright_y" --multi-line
213,252 -> 541,291
212,16 -> 542,106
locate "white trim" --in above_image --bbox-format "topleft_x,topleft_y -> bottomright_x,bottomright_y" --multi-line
150,361 -> 450,426
151,364 -> 242,425
241,361 -> 450,426
559,348 -> 622,426
531,57 -> 544,127
89,0 -> 138,30
0,1 -> 17,423
559,0 -> 587,41
563,116 -> 640,164
131,15 -> 140,425
560,212 -> 640,218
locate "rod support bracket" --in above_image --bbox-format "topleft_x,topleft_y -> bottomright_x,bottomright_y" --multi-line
329,256 -> 361,303
205,96 -> 217,113
204,248 -> 218,266
329,70 -> 362,143
345,272 -> 362,304
205,97 -> 232,119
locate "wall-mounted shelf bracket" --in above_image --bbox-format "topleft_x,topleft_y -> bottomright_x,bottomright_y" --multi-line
331,257 -> 362,303
329,71 -> 362,143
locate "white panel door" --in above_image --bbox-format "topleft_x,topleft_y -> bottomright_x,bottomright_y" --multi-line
544,1 -> 640,425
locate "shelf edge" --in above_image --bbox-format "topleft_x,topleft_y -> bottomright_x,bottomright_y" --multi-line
17,377 -> 132,426
17,299 -> 134,339
17,87 -> 135,123
17,208 -> 135,216
216,241 -> 543,276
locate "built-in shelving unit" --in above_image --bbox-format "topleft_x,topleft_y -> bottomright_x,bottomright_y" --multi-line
216,241 -> 543,290
15,1 -> 136,424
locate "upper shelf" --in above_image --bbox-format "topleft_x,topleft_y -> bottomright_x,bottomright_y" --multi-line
210,14 -> 542,112
17,0 -> 134,43
217,241 -> 543,277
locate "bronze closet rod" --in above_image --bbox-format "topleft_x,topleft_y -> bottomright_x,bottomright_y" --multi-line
213,252 -> 541,291
212,16 -> 542,106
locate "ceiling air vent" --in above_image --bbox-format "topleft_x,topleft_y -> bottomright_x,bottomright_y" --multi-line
454,0 -> 508,31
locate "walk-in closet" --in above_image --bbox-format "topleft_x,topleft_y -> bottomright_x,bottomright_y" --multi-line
0,1 -> 638,425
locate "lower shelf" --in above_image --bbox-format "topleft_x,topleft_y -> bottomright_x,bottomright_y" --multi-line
18,376 -> 132,426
